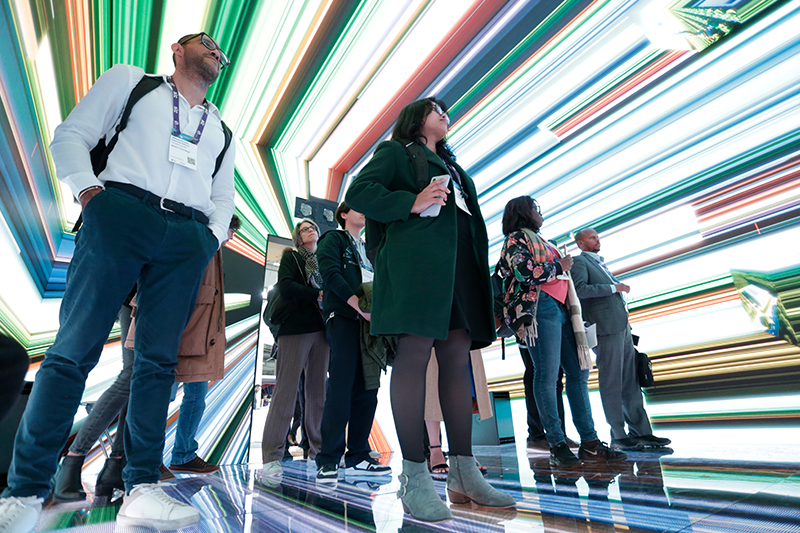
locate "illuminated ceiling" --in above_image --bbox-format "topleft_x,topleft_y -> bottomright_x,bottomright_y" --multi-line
2,0 -> 800,372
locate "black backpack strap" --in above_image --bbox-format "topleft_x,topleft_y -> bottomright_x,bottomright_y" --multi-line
75,75 -> 163,232
92,75 -> 163,176
400,140 -> 429,192
212,120 -> 232,178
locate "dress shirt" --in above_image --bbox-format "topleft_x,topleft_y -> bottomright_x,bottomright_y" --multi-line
50,64 -> 236,246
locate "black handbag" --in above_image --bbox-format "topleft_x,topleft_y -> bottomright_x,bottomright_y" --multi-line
262,253 -> 304,337
636,350 -> 655,388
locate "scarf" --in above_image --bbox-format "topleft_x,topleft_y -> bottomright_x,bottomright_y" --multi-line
519,228 -> 592,370
296,245 -> 323,289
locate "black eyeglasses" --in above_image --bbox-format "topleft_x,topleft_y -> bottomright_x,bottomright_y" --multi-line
179,32 -> 230,69
430,101 -> 451,126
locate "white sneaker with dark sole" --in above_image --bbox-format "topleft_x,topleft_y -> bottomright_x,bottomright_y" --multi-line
344,458 -> 392,477
0,496 -> 42,533
116,484 -> 200,530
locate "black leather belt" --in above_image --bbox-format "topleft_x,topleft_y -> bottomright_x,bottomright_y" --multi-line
105,181 -> 209,225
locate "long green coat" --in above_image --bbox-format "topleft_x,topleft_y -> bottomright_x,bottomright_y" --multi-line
345,140 -> 495,347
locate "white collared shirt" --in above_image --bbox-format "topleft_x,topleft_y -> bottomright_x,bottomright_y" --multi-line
50,64 -> 235,245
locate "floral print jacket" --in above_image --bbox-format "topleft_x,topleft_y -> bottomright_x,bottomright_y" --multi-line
497,230 -> 563,331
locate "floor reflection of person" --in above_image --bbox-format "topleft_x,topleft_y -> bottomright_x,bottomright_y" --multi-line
261,219 -> 329,481
498,196 -> 626,469
346,97 -> 515,521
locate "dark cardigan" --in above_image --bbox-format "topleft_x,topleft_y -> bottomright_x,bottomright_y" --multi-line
276,249 -> 324,338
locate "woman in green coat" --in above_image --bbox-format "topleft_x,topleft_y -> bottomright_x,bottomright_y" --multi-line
346,98 -> 515,521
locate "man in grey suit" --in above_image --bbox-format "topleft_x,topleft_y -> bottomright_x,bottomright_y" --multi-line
572,228 -> 671,451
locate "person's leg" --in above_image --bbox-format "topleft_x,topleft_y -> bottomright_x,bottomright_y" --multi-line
556,367 -> 566,433
122,211 -> 218,490
301,331 -> 330,462
426,420 -> 447,472
4,189 -> 151,499
432,329 -> 473,457
0,335 -> 28,423
594,331 -> 628,440
298,371 -> 309,455
558,308 -> 598,444
69,305 -> 136,457
519,346 -> 545,441
171,381 -> 209,465
316,317 -> 358,468
343,327 -> 379,467
261,334 -> 310,464
55,305 -> 137,501
619,327 -> 652,437
437,334 -> 515,509
392,336 -> 453,521
391,335 -> 435,462
527,294 -> 569,447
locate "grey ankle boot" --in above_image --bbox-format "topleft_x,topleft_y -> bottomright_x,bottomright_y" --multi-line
397,459 -> 452,522
447,455 -> 516,508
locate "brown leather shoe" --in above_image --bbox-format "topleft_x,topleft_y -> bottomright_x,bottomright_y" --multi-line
159,464 -> 176,481
169,457 -> 220,474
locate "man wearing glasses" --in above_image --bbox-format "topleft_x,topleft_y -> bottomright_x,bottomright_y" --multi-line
0,34 -> 234,532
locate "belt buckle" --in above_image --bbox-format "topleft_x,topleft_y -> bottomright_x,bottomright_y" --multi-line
159,196 -> 176,214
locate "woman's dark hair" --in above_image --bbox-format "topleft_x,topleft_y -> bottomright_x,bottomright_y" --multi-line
502,196 -> 540,235
335,201 -> 350,229
391,97 -> 455,160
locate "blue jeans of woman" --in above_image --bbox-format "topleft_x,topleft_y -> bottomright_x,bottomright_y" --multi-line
527,291 -> 598,447
171,381 -> 209,465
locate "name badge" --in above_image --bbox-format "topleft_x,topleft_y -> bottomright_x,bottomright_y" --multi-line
360,267 -> 374,283
453,182 -> 472,215
169,135 -> 198,170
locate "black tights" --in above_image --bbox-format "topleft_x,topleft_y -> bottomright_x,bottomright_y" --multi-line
390,329 -> 473,462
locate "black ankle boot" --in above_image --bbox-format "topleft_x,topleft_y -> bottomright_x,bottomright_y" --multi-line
53,455 -> 87,502
95,456 -> 126,498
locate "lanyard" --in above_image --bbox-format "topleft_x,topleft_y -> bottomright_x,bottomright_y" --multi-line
344,231 -> 373,272
166,77 -> 209,144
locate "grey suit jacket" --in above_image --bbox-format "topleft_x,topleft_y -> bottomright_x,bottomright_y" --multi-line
572,253 -> 629,336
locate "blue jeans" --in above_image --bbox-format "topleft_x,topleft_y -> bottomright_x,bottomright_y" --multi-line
171,381 -> 209,465
69,305 -> 134,457
4,188 -> 217,498
527,292 -> 598,447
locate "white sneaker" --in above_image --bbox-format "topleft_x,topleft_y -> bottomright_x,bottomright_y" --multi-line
262,461 -> 283,477
0,496 -> 42,533
344,458 -> 392,477
116,483 -> 200,530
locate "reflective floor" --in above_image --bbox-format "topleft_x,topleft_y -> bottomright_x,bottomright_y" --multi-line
31,440 -> 800,532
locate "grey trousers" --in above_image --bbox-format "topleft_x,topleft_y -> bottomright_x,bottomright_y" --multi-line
261,331 -> 329,464
594,326 -> 652,440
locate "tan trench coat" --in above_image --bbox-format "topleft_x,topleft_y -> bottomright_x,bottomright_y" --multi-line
424,349 -> 493,421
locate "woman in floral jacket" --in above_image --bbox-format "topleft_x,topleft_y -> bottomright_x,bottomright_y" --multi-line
497,196 -> 625,468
